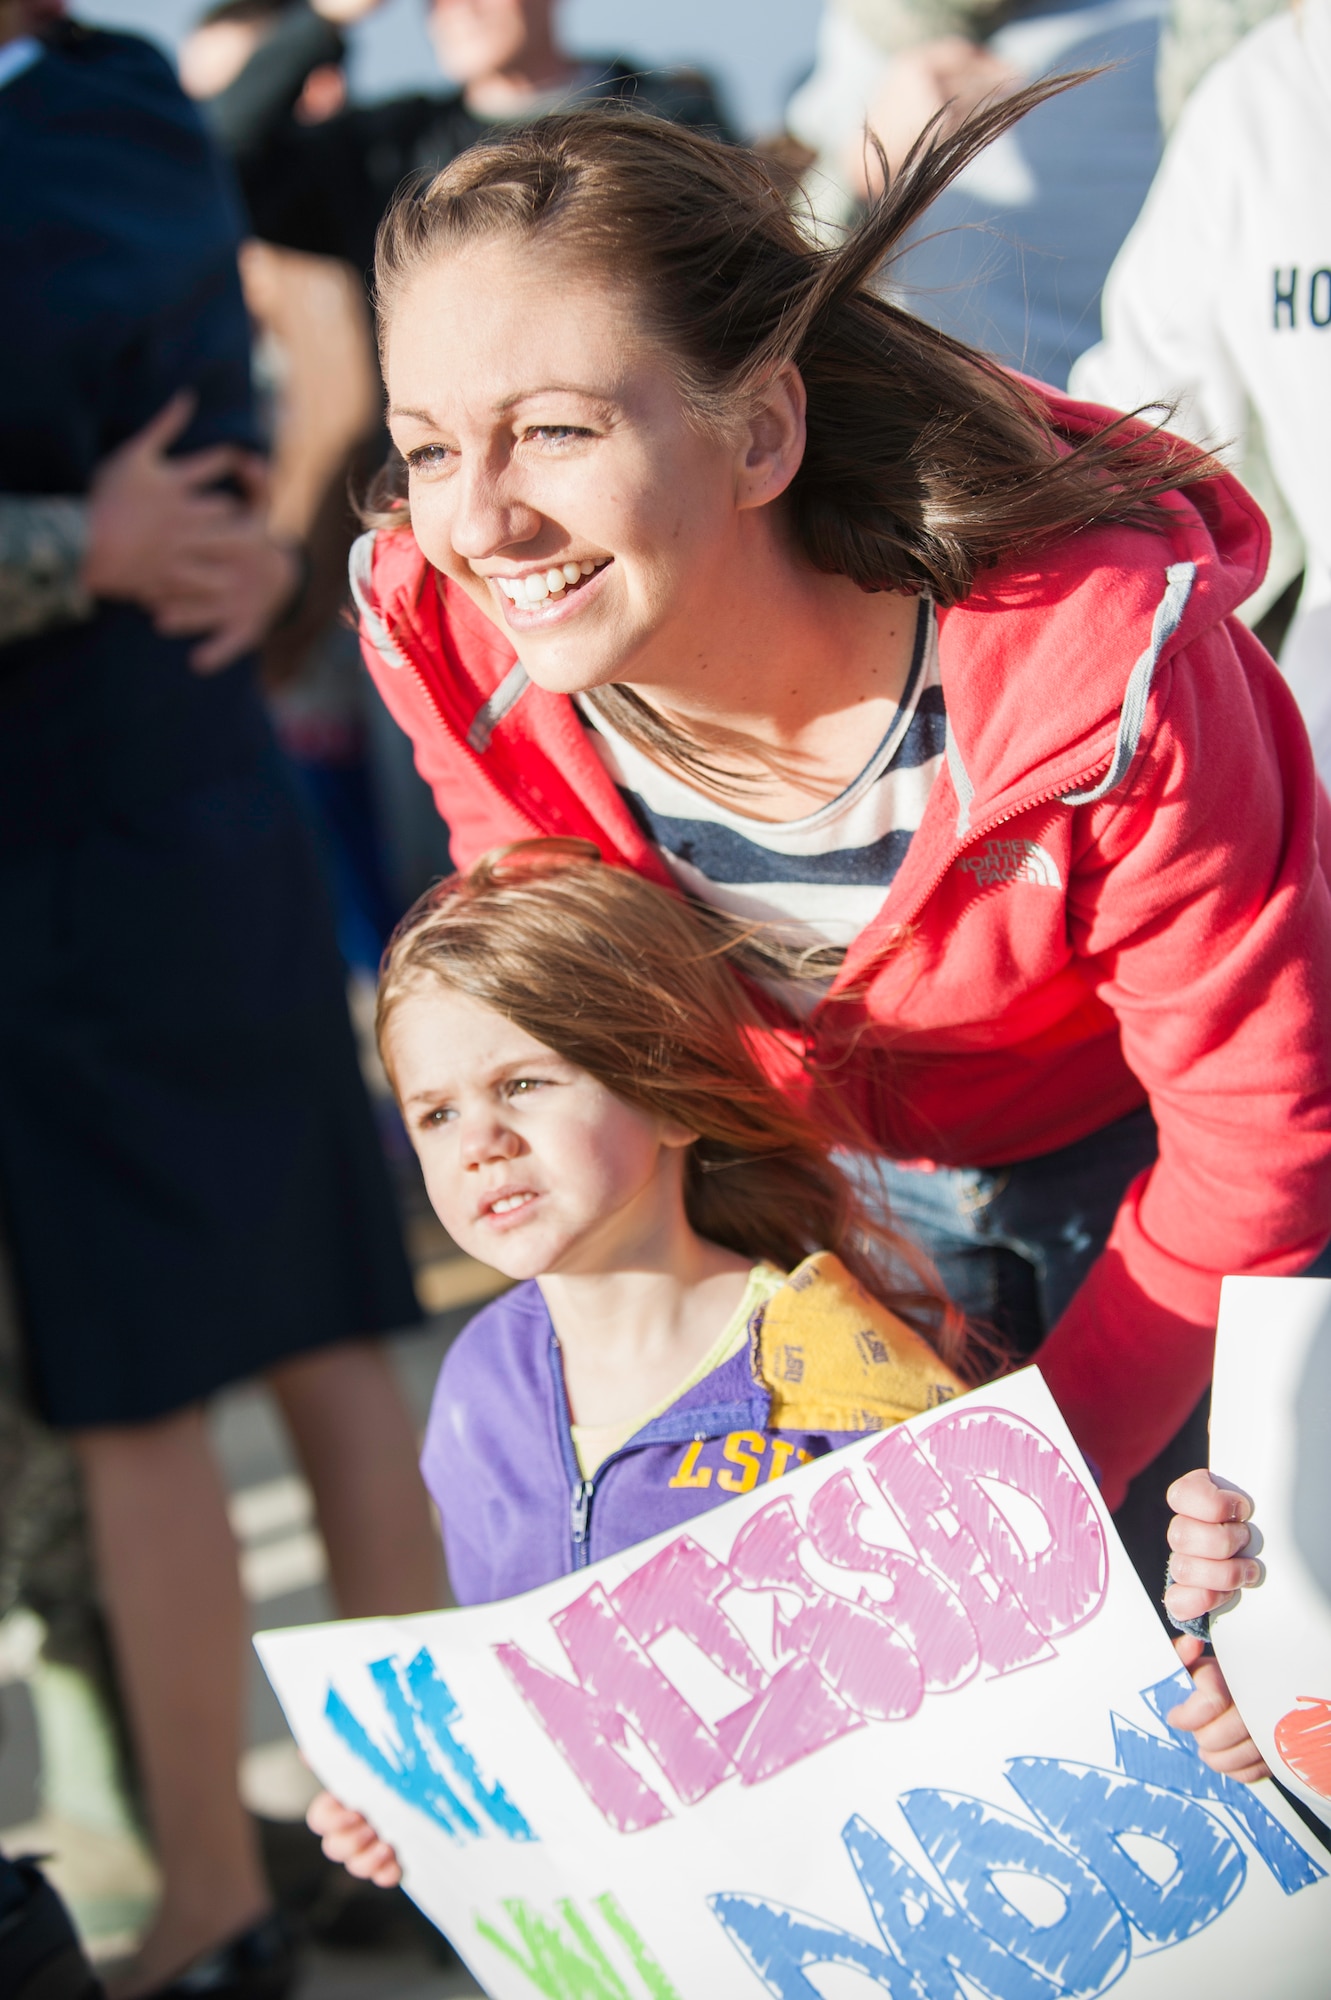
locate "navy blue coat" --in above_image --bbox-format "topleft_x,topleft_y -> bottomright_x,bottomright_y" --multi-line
0,27 -> 417,1424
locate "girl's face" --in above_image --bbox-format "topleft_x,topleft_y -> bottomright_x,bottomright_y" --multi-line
383,233 -> 801,698
384,982 -> 694,1279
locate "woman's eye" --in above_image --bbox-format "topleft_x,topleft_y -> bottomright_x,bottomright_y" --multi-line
420,1105 -> 454,1127
405,444 -> 454,474
522,425 -> 591,445
505,1077 -> 547,1097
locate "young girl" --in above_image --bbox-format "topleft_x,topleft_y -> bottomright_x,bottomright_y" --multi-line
312,835 -> 980,1882
393,835 -> 978,1573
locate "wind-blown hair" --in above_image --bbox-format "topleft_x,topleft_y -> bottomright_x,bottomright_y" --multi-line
378,840 -> 983,1381
369,85 -> 1213,779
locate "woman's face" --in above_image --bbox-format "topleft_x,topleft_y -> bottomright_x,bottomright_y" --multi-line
383,233 -> 794,696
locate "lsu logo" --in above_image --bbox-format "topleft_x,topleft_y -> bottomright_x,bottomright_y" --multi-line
957,838 -> 1062,890
669,1431 -> 813,1495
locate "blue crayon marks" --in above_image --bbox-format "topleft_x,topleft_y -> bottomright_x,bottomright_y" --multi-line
712,1671 -> 1325,1999
325,1645 -> 534,1844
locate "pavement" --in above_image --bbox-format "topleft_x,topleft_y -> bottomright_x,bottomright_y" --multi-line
0,1184 -> 503,1997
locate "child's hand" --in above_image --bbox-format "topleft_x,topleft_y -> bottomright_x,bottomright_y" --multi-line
1167,1635 -> 1270,1782
1163,1467 -> 1261,1625
306,1788 -> 403,1887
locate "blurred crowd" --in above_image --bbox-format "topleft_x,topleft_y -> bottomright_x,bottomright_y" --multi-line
0,1 -> 1326,1996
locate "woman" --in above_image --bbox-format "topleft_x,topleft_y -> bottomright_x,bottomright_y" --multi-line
348,86 -> 1331,1566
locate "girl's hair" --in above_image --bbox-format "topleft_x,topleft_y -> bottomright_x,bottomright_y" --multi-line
368,82 -> 1214,781
378,840 -> 982,1381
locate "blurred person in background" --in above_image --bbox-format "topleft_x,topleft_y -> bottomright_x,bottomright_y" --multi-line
786,0 -> 1164,389
1071,0 -> 1331,785
1155,0 -> 1286,128
195,0 -> 732,283
183,0 -> 433,970
239,232 -> 406,975
0,11 -> 444,1996
182,0 -> 732,927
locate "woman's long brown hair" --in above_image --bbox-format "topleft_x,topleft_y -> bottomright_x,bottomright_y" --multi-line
378,841 -> 983,1381
369,82 -> 1214,784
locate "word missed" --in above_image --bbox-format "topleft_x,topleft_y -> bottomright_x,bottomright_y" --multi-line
497,1407 -> 1107,1831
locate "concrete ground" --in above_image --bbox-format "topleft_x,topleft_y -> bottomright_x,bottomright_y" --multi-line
0,1189 -> 500,1996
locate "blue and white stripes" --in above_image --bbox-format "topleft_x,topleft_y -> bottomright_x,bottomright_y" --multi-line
582,601 -> 945,957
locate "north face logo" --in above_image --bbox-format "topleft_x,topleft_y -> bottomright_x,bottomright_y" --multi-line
956,839 -> 1063,890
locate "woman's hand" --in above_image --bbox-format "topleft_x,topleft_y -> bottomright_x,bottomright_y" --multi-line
306,1788 -> 403,1887
1167,1634 -> 1269,1783
1163,1467 -> 1261,1626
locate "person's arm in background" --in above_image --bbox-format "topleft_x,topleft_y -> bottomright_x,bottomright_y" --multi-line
1,394 -> 300,671
194,0 -> 382,252
199,0 -> 345,160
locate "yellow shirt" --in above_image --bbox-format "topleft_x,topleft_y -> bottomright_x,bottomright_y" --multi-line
570,1263 -> 786,1478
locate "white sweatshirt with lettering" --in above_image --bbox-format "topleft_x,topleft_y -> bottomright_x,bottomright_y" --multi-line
1071,0 -> 1331,780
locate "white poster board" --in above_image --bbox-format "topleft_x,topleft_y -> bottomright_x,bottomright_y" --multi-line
258,1368 -> 1329,1998
1210,1275 -> 1331,1834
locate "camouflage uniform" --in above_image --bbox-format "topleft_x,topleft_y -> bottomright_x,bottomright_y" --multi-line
0,498 -> 90,648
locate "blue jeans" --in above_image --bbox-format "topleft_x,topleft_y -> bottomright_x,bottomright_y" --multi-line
874,1104 -> 1160,1358
859,1107 -> 1331,1599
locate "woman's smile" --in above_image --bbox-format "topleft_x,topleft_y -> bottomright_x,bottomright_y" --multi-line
485,555 -> 613,626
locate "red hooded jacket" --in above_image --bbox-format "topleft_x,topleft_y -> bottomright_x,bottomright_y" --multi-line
353,392 -> 1331,1508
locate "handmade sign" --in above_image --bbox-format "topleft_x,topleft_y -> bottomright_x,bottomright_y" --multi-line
257,1368 -> 1329,1998
1210,1275 -> 1331,1834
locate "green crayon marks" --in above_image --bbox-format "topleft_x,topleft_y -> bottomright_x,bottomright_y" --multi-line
474,1891 -> 681,2000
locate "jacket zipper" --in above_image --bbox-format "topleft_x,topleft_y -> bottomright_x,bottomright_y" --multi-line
400,647 -> 546,838
549,1334 -> 603,1572
365,559 -> 581,839
569,1478 -> 595,1566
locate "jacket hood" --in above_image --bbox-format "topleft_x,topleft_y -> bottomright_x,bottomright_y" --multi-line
932,383 -> 1271,831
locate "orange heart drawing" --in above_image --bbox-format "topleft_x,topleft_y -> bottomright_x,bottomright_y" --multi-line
1274,1696 -> 1331,1797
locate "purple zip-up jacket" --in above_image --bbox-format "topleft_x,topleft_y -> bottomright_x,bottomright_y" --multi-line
420,1253 -> 965,1606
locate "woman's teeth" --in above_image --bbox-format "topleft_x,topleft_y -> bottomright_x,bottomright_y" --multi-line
495,560 -> 602,606
490,1193 -> 533,1214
